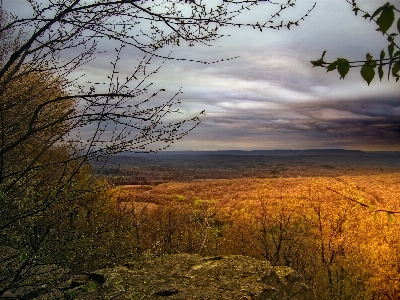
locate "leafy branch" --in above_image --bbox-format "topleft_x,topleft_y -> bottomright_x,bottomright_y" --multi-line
311,1 -> 400,85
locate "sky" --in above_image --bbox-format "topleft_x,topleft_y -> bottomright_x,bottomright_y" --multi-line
3,0 -> 400,151
150,0 -> 400,151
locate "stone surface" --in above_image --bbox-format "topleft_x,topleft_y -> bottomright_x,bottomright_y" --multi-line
68,254 -> 314,300
0,291 -> 17,298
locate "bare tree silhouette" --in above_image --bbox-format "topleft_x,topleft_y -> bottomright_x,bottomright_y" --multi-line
0,1 -> 314,297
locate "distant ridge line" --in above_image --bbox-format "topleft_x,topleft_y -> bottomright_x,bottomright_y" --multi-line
116,149 -> 400,157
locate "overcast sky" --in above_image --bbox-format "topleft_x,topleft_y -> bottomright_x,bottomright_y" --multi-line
4,0 -> 400,151
149,0 -> 400,151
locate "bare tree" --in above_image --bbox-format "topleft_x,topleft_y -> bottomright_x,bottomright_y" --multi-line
0,0 -> 313,297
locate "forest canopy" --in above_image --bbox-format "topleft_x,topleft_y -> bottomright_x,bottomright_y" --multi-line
0,1 -> 399,299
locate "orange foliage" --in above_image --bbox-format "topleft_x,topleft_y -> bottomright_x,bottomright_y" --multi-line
107,172 -> 400,300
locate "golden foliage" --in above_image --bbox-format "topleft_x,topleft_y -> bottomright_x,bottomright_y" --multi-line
108,173 -> 400,300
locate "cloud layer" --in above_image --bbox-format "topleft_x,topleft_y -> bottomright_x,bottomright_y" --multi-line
4,0 -> 399,151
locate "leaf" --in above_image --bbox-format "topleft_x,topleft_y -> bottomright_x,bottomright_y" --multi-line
392,61 -> 400,77
378,64 -> 384,80
310,60 -> 323,67
363,13 -> 370,19
310,51 -> 327,67
374,211 -> 378,221
326,60 -> 338,72
380,49 -> 386,62
366,53 -> 373,61
377,5 -> 395,34
370,5 -> 384,21
398,17 -> 400,33
361,62 -> 375,85
388,42 -> 394,58
337,58 -> 350,79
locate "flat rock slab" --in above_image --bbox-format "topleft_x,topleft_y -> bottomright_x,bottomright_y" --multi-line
72,254 -> 314,300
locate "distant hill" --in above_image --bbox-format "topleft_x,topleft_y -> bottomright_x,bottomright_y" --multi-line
116,149 -> 370,156
92,149 -> 400,184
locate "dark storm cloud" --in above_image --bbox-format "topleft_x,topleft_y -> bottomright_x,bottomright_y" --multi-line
289,97 -> 400,144
185,95 -> 400,150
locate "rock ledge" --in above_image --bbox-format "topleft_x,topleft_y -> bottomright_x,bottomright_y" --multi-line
67,254 -> 314,300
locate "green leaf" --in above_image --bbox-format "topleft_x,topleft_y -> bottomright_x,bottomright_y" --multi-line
361,62 -> 375,85
370,60 -> 377,68
363,13 -> 370,19
311,60 -> 324,67
392,61 -> 400,77
326,60 -> 338,72
366,53 -> 373,61
394,51 -> 400,57
398,17 -> 400,34
380,49 -> 386,62
377,5 -> 395,34
388,43 -> 394,58
337,58 -> 350,79
370,5 -> 384,21
310,51 -> 327,67
378,64 -> 384,80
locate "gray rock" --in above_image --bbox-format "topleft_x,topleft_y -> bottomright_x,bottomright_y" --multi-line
70,274 -> 90,289
70,254 -> 314,300
0,291 -> 17,298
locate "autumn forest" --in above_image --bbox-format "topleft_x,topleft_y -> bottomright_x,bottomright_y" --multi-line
1,0 -> 399,299
95,151 -> 400,300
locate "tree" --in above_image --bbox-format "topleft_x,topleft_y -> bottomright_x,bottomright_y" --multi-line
0,0 -> 315,166
311,1 -> 400,85
0,1 -> 314,297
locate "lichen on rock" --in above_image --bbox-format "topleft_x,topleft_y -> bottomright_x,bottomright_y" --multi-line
57,254 -> 315,300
